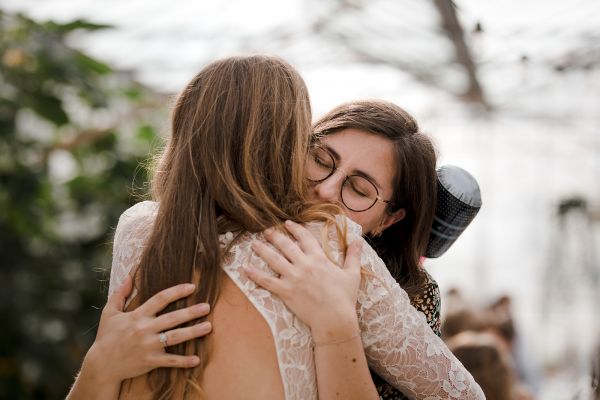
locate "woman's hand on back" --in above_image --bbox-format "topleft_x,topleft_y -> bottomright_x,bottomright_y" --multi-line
244,220 -> 363,343
84,276 -> 212,384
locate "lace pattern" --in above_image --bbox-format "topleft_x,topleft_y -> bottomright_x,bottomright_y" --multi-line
109,202 -> 484,400
108,201 -> 158,305
321,218 -> 483,400
373,270 -> 443,399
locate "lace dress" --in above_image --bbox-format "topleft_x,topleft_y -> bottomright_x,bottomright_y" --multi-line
109,202 -> 484,400
373,271 -> 442,399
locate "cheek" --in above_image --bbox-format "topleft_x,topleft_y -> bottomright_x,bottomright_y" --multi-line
346,209 -> 379,235
305,186 -> 318,201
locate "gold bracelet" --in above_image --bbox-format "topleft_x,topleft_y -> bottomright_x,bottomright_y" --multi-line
313,332 -> 361,348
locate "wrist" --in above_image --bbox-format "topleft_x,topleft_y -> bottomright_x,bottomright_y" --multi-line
310,311 -> 360,345
70,346 -> 121,400
81,343 -> 119,386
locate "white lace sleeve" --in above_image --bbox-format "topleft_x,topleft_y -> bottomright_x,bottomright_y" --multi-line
108,201 -> 158,300
327,217 -> 485,400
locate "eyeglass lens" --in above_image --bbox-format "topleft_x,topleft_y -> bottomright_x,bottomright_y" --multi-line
306,146 -> 379,212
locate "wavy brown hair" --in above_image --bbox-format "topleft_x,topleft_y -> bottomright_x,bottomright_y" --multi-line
312,100 -> 437,300
130,55 -> 344,399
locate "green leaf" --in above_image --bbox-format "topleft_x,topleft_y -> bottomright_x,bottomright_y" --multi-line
44,19 -> 113,34
136,125 -> 156,143
93,131 -> 117,151
25,93 -> 69,126
123,87 -> 142,101
74,52 -> 112,75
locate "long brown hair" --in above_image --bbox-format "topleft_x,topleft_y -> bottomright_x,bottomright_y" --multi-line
312,100 -> 437,299
132,55 -> 341,399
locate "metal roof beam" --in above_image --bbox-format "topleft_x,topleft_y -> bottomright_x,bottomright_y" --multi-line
433,0 -> 489,109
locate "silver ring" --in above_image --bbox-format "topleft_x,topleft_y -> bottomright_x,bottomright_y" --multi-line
159,332 -> 168,347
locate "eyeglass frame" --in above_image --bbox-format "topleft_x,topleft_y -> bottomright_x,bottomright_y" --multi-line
306,144 -> 395,212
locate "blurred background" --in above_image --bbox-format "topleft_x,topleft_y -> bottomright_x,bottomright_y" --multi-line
0,0 -> 598,398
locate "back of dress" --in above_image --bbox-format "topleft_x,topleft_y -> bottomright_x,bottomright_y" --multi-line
110,201 -> 485,400
109,201 -> 317,400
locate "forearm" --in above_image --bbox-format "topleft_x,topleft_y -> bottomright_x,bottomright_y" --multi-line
312,314 -> 379,400
66,346 -> 121,400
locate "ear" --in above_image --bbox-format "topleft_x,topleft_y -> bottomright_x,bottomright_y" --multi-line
380,208 -> 406,231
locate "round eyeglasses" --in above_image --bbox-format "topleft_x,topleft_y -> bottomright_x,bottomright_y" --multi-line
306,145 -> 393,212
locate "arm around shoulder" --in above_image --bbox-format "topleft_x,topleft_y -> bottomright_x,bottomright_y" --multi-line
68,202 -> 158,400
356,242 -> 485,400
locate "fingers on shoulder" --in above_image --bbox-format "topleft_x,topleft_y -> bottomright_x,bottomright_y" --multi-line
108,275 -> 134,310
244,265 -> 287,296
138,283 -> 196,316
283,220 -> 320,251
154,303 -> 210,331
165,322 -> 212,347
150,353 -> 200,369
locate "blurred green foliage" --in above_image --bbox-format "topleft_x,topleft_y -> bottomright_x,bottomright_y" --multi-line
0,10 -> 165,399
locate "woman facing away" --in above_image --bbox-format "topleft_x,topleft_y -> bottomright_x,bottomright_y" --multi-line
68,55 -> 483,399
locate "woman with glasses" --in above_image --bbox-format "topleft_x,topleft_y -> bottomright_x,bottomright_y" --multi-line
67,62 -> 475,398
247,100 -> 442,399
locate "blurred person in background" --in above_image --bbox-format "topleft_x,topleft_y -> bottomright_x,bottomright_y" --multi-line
446,331 -> 521,400
442,293 -> 536,400
440,288 -> 487,341
487,295 -> 539,394
68,55 -> 484,399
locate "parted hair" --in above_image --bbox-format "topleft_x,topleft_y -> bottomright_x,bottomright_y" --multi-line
131,55 -> 343,399
312,100 -> 437,300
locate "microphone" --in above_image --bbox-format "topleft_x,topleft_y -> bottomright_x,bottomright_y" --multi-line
425,165 -> 482,258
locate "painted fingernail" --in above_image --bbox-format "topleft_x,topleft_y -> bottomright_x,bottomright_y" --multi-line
285,220 -> 294,226
264,227 -> 274,235
184,283 -> 196,291
188,356 -> 200,366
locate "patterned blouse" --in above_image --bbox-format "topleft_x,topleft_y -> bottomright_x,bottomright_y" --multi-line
372,270 -> 442,399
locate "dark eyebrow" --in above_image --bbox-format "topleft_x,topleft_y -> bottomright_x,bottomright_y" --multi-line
321,143 -> 341,162
352,170 -> 383,191
322,144 -> 383,190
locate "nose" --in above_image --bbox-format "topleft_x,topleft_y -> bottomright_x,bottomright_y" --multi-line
313,171 -> 344,203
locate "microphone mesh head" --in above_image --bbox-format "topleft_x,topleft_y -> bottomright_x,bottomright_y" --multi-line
425,165 -> 482,259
